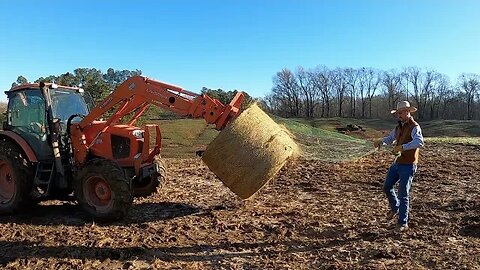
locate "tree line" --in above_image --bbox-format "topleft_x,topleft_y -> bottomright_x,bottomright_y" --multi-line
200,87 -> 253,110
263,66 -> 480,120
11,68 -> 142,102
10,66 -> 479,121
7,68 -> 253,120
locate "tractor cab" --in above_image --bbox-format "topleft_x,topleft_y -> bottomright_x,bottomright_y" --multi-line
4,83 -> 93,161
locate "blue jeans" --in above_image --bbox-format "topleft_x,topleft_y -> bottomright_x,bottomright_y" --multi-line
383,163 -> 417,225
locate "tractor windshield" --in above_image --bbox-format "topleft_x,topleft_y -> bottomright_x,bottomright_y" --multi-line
51,89 -> 92,123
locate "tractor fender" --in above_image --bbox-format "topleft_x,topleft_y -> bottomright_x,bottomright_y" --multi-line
0,131 -> 38,162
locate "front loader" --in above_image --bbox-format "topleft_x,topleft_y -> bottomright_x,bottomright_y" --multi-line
0,76 -> 243,220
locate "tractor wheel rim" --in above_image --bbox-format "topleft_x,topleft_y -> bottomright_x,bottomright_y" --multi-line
84,176 -> 113,210
0,160 -> 15,203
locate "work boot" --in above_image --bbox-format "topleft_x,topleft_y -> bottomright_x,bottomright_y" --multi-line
395,224 -> 409,232
386,210 -> 398,220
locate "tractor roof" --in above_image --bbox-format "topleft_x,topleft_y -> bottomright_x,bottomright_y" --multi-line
7,83 -> 80,93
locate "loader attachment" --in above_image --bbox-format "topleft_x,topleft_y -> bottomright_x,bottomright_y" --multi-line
213,92 -> 244,130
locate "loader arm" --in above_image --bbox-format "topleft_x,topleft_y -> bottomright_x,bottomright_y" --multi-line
78,76 -> 244,130
70,76 -> 244,169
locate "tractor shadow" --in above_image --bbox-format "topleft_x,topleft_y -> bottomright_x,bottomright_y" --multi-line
0,238 -> 348,267
0,201 -> 202,226
459,215 -> 480,238
0,225 -> 407,267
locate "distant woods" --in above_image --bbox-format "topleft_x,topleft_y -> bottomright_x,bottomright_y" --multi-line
9,66 -> 480,121
200,87 -> 253,110
11,68 -> 142,101
264,66 -> 480,120
8,68 -> 253,119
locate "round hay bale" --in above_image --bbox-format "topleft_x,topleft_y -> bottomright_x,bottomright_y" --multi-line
202,104 -> 299,199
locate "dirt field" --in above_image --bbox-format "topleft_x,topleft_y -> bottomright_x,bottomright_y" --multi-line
0,142 -> 479,269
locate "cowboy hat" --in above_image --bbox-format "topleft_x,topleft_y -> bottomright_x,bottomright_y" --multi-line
390,101 -> 417,114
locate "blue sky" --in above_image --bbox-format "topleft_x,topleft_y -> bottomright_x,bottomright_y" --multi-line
0,0 -> 479,101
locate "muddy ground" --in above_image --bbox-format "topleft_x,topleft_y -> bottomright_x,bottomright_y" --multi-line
0,143 -> 479,269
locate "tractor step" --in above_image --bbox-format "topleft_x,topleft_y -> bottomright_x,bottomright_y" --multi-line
33,162 -> 55,190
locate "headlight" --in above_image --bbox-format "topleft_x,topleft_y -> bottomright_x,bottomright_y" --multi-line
132,130 -> 144,139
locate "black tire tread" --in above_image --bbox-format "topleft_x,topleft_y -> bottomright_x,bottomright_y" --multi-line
0,138 -> 34,215
74,158 -> 133,221
132,156 -> 166,198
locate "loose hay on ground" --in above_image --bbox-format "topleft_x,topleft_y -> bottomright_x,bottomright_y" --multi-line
202,104 -> 299,199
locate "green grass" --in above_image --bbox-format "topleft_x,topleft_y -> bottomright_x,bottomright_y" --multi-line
275,117 -> 374,161
425,137 -> 480,145
148,119 -> 218,158
308,117 -> 394,131
144,115 -> 480,159
276,118 -> 365,142
420,120 -> 480,137
146,116 -> 375,160
155,119 -> 207,146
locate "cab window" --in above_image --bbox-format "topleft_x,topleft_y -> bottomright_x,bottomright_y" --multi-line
8,90 -> 46,136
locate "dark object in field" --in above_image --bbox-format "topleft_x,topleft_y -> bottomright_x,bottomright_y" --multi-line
336,123 -> 366,134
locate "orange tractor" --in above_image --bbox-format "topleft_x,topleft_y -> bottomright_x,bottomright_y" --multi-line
0,76 -> 243,220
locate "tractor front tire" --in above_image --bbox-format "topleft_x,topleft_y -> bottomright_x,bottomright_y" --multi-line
74,159 -> 133,221
0,139 -> 34,215
133,157 -> 166,198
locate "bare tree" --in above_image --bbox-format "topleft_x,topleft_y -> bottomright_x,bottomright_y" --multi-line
306,70 -> 322,118
344,68 -> 359,117
271,69 -> 301,117
331,68 -> 348,117
265,65 -> 480,121
310,66 -> 333,117
431,74 -> 451,119
404,67 -> 440,119
458,73 -> 480,120
382,69 -> 403,112
404,67 -> 422,115
263,93 -> 281,114
358,68 -> 381,118
425,72 -> 447,119
296,67 -> 315,118
420,70 -> 440,119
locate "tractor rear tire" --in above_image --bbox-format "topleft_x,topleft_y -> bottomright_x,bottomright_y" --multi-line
0,139 -> 34,215
74,159 -> 133,221
133,157 -> 166,198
